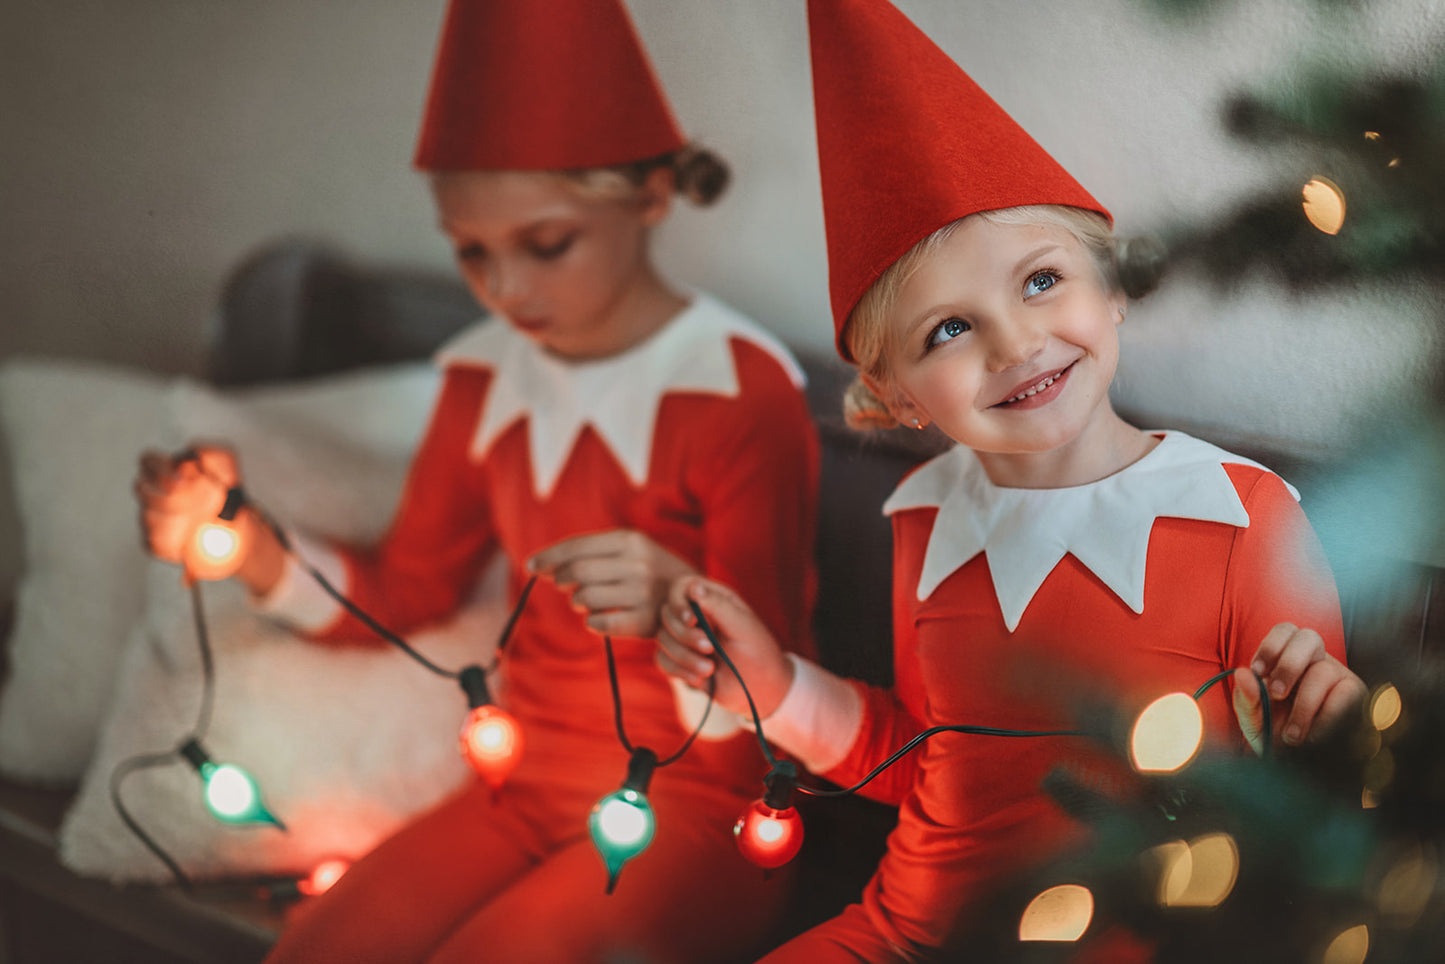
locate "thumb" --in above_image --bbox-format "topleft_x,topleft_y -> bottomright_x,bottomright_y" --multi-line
1231,668 -> 1267,757
682,579 -> 761,645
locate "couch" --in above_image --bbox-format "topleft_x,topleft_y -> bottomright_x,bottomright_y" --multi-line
0,239 -> 1439,962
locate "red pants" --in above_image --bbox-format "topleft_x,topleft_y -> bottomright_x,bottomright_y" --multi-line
264,773 -> 793,964
755,904 -> 917,964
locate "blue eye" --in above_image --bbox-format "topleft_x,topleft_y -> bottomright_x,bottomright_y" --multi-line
926,317 -> 970,350
1024,270 -> 1059,297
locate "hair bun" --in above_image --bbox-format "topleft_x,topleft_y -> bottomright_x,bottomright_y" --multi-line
842,376 -> 898,431
1115,235 -> 1168,300
674,147 -> 730,206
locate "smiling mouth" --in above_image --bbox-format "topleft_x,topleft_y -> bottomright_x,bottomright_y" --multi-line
995,363 -> 1074,407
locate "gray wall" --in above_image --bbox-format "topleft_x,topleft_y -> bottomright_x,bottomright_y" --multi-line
3,0 -> 1444,592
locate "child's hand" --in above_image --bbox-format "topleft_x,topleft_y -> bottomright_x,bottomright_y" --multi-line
1233,622 -> 1366,751
528,530 -> 694,637
656,576 -> 795,720
133,445 -> 243,566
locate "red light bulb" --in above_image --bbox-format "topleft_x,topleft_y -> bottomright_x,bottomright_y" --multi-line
459,705 -> 523,788
298,858 -> 351,896
734,800 -> 804,869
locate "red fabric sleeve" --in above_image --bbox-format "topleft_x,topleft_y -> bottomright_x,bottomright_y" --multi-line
313,368 -> 498,642
1217,467 -> 1348,718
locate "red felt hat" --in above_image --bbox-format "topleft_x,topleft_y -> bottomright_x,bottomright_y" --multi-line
808,0 -> 1111,360
415,0 -> 686,171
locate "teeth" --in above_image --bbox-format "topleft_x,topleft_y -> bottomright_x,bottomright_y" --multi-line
1006,373 -> 1058,404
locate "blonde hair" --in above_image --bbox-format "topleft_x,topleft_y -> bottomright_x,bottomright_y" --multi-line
561,144 -> 730,207
842,204 -> 1119,431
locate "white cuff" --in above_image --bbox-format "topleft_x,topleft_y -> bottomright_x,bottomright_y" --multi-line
252,530 -> 346,634
670,677 -> 744,741
743,653 -> 864,775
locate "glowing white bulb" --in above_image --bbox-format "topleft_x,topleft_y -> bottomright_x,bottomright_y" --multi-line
205,764 -> 258,818
475,720 -> 507,750
755,818 -> 785,844
197,524 -> 239,562
596,794 -> 649,846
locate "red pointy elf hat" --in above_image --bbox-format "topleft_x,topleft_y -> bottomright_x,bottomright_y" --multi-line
415,0 -> 686,171
808,0 -> 1111,360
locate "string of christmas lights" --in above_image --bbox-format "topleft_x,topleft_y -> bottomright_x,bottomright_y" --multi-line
590,634 -> 717,893
109,581 -> 286,890
686,599 -> 1274,870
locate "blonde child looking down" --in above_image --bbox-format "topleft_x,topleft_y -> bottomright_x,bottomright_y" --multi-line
136,1 -> 818,962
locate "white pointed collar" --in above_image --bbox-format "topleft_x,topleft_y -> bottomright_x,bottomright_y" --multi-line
434,294 -> 805,497
882,431 -> 1296,632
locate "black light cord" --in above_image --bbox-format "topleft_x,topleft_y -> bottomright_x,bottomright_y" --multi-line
244,488 -> 537,682
109,581 -> 226,888
110,752 -> 194,890
686,599 -> 1300,799
189,581 -> 215,739
604,635 -> 716,768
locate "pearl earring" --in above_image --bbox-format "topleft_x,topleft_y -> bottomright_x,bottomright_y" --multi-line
910,418 -> 922,429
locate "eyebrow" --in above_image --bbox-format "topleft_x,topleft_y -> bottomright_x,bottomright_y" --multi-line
1012,243 -> 1064,276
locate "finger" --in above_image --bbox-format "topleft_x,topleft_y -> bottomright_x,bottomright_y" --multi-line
572,582 -> 648,615
194,445 -> 240,486
584,607 -> 652,638
656,647 -> 714,691
661,627 -> 716,670
656,633 -> 715,682
1309,677 -> 1367,742
1280,662 -> 1335,745
1231,668 -> 1266,756
683,579 -> 763,643
550,556 -> 643,589
658,601 -> 712,656
1266,628 -> 1326,701
528,531 -> 626,573
1286,663 -> 1365,744
1248,622 -> 1298,678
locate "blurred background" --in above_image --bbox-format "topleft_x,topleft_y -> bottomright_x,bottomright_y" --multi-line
2,0 -> 1443,590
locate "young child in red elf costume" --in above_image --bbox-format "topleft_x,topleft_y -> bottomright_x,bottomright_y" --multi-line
134,1 -> 817,961
657,1 -> 1365,961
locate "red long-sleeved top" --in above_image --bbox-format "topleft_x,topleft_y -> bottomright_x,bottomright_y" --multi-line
268,297 -> 818,799
814,436 -> 1346,950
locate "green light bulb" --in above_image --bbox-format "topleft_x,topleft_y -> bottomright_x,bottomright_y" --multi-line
589,749 -> 658,893
179,739 -> 286,830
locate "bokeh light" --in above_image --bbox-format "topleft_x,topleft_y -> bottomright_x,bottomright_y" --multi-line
1369,684 -> 1403,732
298,858 -> 351,897
1018,884 -> 1093,942
1131,692 -> 1204,772
1302,177 -> 1347,235
1321,924 -> 1369,964
1152,833 -> 1239,908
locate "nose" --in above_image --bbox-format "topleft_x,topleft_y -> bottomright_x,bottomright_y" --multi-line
985,316 -> 1046,373
480,257 -> 529,313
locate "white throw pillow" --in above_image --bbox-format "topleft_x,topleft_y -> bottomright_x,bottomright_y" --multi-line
59,562 -> 504,882
0,361 -> 184,782
0,359 -> 440,782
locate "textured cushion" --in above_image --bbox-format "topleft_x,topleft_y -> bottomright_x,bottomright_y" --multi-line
58,562 -> 502,882
0,361 -> 183,781
0,357 -> 514,880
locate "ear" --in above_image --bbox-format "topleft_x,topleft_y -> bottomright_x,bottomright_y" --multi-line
637,165 -> 676,228
1112,291 -> 1128,326
861,371 -> 928,429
